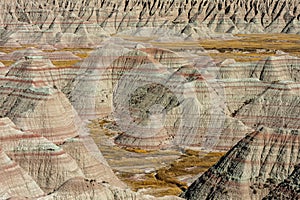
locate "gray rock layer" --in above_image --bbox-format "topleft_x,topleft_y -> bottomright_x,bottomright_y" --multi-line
181,127 -> 300,200
0,0 -> 300,47
263,164 -> 300,200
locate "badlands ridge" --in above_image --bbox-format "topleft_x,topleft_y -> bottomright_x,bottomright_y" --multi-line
0,0 -> 299,199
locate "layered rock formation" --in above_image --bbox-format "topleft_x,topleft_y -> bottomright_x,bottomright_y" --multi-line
67,37 -> 250,150
61,137 -> 126,188
263,163 -> 300,200
0,1 -> 299,198
67,39 -> 132,120
5,52 -> 78,90
0,45 -> 134,198
0,55 -> 82,144
0,61 -> 8,75
0,118 -> 89,193
180,52 -> 300,199
112,50 -> 225,149
0,148 -> 44,199
40,177 -> 183,200
0,0 -> 300,47
220,56 -> 300,131
181,127 -> 300,200
0,44 -> 185,199
0,80 -> 80,144
219,55 -> 300,82
7,137 -> 85,193
68,36 -> 300,152
0,105 -> 182,199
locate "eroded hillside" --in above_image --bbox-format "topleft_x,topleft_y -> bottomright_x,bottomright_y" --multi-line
0,0 -> 299,200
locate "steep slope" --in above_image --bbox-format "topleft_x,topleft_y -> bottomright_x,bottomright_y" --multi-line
220,56 -> 300,131
232,81 -> 300,130
0,117 -> 85,193
5,51 -> 79,89
0,0 -> 300,47
0,81 -> 81,144
0,51 -> 185,198
0,61 -> 8,75
7,136 -> 85,193
0,117 -> 183,199
0,148 -> 44,199
67,39 -> 133,120
0,56 -> 83,144
181,127 -> 300,200
219,55 -> 300,82
112,51 -> 225,149
263,163 -> 300,200
61,137 -> 126,188
69,37 -> 253,150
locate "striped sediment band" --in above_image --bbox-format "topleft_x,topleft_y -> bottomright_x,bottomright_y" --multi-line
6,137 -> 84,193
219,55 -> 300,82
0,120 -> 84,193
0,148 -> 45,198
5,57 -> 80,89
0,78 -> 80,144
183,127 -> 300,199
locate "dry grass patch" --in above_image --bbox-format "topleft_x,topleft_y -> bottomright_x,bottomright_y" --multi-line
119,35 -> 158,42
89,118 -> 225,197
60,47 -> 93,52
0,47 -> 24,53
115,150 -> 225,197
116,171 -> 183,196
44,47 -> 93,52
200,34 -> 300,62
150,34 -> 300,62
123,147 -> 151,153
0,45 -> 38,53
158,151 -> 225,178
98,118 -> 110,128
151,41 -> 204,48
200,34 -> 300,52
209,51 -> 277,62
75,52 -> 90,59
43,48 -> 92,59
51,60 -> 80,68
96,119 -> 119,137
0,60 -> 15,67
61,48 -> 92,59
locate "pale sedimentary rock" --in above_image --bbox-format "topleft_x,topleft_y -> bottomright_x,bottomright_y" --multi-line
40,177 -> 184,200
181,127 -> 300,200
263,163 -> 300,200
0,61 -> 8,75
0,80 -> 81,144
219,55 -> 300,82
0,0 -> 300,47
214,56 -> 300,149
0,1 -> 299,199
7,137 -> 85,194
67,39 -> 132,120
0,117 -> 183,199
69,38 -> 238,150
0,56 -> 83,144
182,57 -> 300,200
0,118 -> 85,193
0,48 -> 80,62
6,55 -> 74,88
61,137 -> 126,189
66,37 -> 296,152
0,148 -> 44,199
